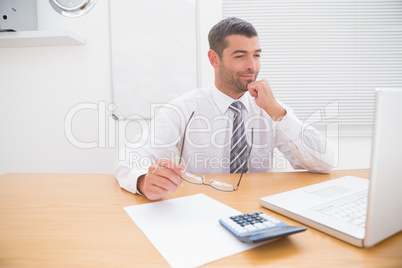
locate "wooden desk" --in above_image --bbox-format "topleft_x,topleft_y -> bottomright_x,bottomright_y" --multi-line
0,170 -> 401,267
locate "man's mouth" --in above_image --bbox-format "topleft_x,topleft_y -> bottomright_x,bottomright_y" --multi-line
240,74 -> 255,80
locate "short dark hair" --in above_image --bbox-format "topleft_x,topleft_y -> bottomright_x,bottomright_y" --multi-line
208,17 -> 258,58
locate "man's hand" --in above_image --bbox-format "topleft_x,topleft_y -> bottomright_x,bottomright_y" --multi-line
247,79 -> 287,121
137,158 -> 186,200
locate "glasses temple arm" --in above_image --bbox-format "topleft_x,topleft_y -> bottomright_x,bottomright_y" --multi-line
179,111 -> 195,165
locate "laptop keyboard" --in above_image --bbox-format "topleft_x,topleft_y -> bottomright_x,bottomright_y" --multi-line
312,190 -> 368,228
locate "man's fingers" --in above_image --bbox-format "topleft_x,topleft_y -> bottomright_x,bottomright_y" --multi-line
247,81 -> 265,98
150,158 -> 185,188
139,158 -> 187,200
145,172 -> 179,194
141,173 -> 169,200
155,158 -> 186,176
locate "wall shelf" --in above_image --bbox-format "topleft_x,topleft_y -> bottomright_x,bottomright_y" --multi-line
0,30 -> 86,48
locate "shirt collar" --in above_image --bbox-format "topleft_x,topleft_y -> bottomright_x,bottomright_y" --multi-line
210,84 -> 250,114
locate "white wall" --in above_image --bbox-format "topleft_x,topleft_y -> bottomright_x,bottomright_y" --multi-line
0,0 -> 371,175
0,1 -> 116,174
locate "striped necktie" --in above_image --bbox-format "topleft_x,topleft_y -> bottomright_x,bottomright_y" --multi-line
229,101 -> 248,174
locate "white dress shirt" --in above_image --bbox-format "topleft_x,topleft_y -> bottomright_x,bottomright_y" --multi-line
114,85 -> 334,194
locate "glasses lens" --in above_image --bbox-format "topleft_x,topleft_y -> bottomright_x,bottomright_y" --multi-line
181,172 -> 204,185
210,180 -> 235,192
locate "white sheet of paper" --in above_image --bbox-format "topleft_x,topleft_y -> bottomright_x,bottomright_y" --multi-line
124,194 -> 269,268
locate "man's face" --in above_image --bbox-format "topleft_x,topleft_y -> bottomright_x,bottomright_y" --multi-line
217,35 -> 261,96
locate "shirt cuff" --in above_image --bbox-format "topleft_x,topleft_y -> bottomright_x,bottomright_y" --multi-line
275,112 -> 303,141
115,164 -> 148,195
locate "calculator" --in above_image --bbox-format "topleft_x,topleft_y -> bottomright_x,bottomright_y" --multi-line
219,212 -> 307,243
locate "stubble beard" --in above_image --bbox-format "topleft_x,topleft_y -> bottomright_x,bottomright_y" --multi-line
219,62 -> 258,95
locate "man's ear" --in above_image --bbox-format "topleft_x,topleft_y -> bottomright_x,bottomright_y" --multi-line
208,49 -> 220,68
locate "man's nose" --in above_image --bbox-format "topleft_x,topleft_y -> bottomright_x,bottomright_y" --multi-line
245,57 -> 257,71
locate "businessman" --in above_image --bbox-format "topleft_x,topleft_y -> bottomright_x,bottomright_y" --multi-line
114,17 -> 334,200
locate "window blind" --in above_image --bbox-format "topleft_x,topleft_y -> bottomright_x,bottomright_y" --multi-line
223,0 -> 402,133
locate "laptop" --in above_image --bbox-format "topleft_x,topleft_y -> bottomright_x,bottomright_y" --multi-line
259,88 -> 402,247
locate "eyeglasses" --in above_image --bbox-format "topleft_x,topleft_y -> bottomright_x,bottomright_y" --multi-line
179,111 -> 253,192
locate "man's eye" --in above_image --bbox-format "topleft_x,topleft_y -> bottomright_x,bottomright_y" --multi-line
255,54 -> 261,58
235,55 -> 244,58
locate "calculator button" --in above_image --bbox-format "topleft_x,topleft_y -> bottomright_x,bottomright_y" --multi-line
222,218 -> 232,223
263,222 -> 275,227
245,225 -> 257,231
237,228 -> 247,234
254,223 -> 265,229
234,225 -> 245,231
228,222 -> 237,227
